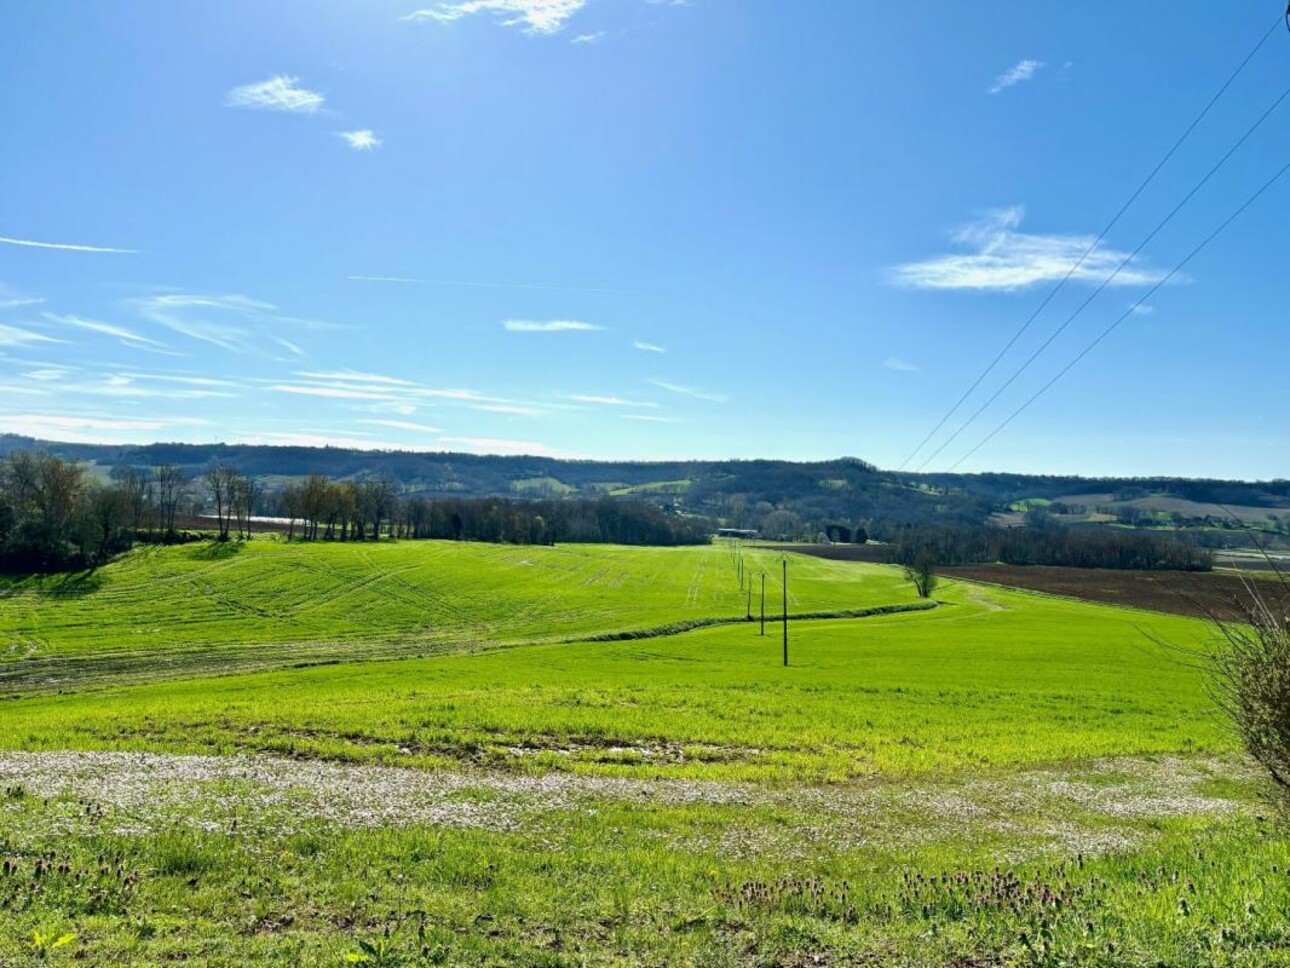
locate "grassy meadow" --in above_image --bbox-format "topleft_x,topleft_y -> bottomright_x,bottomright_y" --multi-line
0,541 -> 920,691
0,538 -> 1286,966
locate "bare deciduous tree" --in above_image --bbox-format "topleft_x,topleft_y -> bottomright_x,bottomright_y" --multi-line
153,464 -> 188,537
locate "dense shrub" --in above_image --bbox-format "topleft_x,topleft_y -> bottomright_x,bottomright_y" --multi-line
1210,584 -> 1290,814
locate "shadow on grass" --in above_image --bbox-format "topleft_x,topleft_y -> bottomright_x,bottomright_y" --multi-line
0,569 -> 104,599
190,540 -> 246,561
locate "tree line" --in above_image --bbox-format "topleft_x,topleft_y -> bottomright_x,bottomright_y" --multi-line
885,522 -> 1213,572
0,451 -> 195,572
272,474 -> 709,547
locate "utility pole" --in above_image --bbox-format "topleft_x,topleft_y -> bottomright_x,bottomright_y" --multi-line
760,571 -> 766,636
746,582 -> 752,621
782,555 -> 789,667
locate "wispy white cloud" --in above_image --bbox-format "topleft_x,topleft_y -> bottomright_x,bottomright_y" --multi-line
1129,304 -> 1156,316
621,414 -> 681,423
989,59 -> 1045,94
226,75 -> 325,113
571,31 -> 604,43
358,419 -> 444,433
272,373 -> 518,411
503,319 -> 602,332
299,370 -> 419,387
45,312 -> 169,350
127,293 -> 331,355
883,357 -> 919,372
0,283 -> 43,308
403,0 -> 588,35
649,378 -> 727,403
568,394 -> 658,408
0,235 -> 135,254
46,374 -> 236,401
632,340 -> 665,354
22,367 -> 72,382
123,372 -> 241,388
236,431 -> 415,451
423,388 -> 507,402
0,324 -> 60,347
349,274 -> 626,294
472,403 -> 546,416
337,129 -> 382,150
439,435 -> 577,458
0,413 -> 209,444
891,207 -> 1170,292
272,383 -> 397,402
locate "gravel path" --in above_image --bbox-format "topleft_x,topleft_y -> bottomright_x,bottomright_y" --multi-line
0,750 -> 1252,859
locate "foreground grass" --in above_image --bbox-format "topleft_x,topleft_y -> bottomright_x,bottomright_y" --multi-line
0,764 -> 1284,966
0,540 -> 918,690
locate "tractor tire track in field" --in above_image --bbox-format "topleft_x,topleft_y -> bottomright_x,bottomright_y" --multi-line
0,602 -> 940,694
0,750 -> 1251,862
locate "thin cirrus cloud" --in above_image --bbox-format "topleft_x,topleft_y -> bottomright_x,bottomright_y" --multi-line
883,357 -> 920,373
891,207 -> 1170,292
989,59 -> 1045,94
0,235 -> 135,254
568,394 -> 658,408
0,413 -> 210,445
359,419 -> 444,433
271,371 -> 534,416
439,435 -> 579,458
621,414 -> 681,423
0,324 -> 60,347
649,378 -> 728,403
226,75 -> 325,113
632,340 -> 665,354
474,403 -> 547,416
403,0 -> 589,35
503,319 -> 602,332
337,129 -> 382,151
38,374 -> 235,401
0,284 -> 44,308
350,274 -> 627,294
45,312 -> 170,350
571,31 -> 604,44
125,292 -> 335,356
237,431 -> 421,451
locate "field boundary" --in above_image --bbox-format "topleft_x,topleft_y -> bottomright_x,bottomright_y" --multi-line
579,601 -> 940,642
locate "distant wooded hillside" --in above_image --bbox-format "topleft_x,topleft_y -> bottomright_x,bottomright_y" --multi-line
2,434 -> 1286,540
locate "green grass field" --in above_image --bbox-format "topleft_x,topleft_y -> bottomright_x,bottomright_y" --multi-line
0,540 -> 920,691
0,539 -> 1285,966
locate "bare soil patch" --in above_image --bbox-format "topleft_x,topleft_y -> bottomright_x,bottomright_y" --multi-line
941,564 -> 1289,621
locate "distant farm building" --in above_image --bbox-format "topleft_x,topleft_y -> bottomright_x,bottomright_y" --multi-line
715,528 -> 759,539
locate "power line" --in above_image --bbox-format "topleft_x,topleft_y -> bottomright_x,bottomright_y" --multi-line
945,158 -> 1290,472
913,79 -> 1290,472
897,12 -> 1284,472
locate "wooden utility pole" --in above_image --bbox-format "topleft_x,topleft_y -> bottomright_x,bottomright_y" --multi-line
760,571 -> 766,636
746,583 -> 752,621
782,556 -> 789,667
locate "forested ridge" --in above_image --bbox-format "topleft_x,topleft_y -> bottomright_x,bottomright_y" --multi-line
0,436 -> 1283,575
3,434 -> 1285,531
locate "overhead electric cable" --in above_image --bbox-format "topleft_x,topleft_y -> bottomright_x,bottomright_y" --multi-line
896,12 -> 1284,471
912,80 -> 1290,472
944,159 -> 1290,472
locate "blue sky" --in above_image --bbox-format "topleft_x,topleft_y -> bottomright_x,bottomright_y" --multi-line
1,0 -> 1286,477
